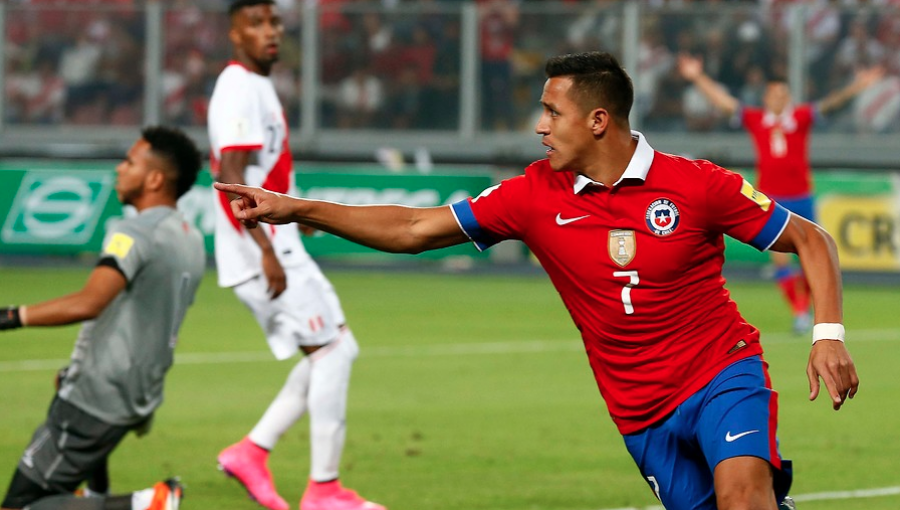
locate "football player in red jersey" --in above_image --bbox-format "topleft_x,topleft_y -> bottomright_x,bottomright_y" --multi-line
678,53 -> 883,334
214,52 -> 858,510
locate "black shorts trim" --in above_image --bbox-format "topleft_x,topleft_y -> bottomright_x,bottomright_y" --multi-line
1,468 -> 56,509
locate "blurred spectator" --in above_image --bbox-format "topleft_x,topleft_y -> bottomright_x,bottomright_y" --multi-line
272,66 -> 302,126
402,26 -> 437,87
3,0 -> 899,136
682,79 -> 725,131
877,14 -> 900,76
644,65 -> 689,130
385,67 -> 422,129
769,0 -> 841,79
738,64 -> 768,106
101,21 -> 144,125
58,31 -> 105,122
6,54 -> 66,124
834,16 -> 885,74
318,0 -> 353,34
634,17 -> 674,122
335,66 -> 384,128
478,0 -> 518,131
421,17 -> 461,130
851,74 -> 900,133
566,0 -> 619,53
363,11 -> 396,76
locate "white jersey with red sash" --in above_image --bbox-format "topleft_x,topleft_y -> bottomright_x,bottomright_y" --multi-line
208,61 -> 310,287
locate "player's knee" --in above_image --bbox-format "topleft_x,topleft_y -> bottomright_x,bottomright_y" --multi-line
716,493 -> 777,510
715,479 -> 778,510
715,457 -> 778,510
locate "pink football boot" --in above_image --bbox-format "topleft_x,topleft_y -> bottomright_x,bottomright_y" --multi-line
299,479 -> 386,510
218,437 -> 289,510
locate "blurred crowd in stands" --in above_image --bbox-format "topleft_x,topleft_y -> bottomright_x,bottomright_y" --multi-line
4,0 -> 900,133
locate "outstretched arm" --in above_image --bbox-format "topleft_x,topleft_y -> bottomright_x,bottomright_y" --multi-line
677,53 -> 740,117
213,182 -> 471,254
0,266 -> 126,330
817,65 -> 885,115
769,213 -> 859,410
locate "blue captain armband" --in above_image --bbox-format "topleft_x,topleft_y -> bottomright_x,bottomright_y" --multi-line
749,203 -> 790,251
450,200 -> 494,252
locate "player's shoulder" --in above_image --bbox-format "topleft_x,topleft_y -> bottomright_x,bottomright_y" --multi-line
147,208 -> 205,253
740,105 -> 763,122
215,62 -> 254,88
523,158 -> 553,176
110,212 -> 153,240
518,158 -> 571,189
652,151 -> 738,180
794,103 -> 816,119
741,104 -> 762,114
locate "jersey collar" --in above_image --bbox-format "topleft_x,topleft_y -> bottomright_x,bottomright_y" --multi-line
762,104 -> 797,130
573,130 -> 655,193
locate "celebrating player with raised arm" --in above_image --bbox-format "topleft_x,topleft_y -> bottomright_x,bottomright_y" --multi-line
208,2 -> 383,510
678,53 -> 882,335
216,51 -> 858,510
1,126 -> 205,510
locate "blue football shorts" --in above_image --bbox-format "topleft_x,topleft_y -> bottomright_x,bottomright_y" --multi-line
773,195 -> 815,222
622,355 -> 792,510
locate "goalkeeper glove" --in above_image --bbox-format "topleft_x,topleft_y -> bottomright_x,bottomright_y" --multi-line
0,306 -> 22,331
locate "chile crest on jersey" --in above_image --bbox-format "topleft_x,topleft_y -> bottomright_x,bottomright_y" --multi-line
645,198 -> 680,236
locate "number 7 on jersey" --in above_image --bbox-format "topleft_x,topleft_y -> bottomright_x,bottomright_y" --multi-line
613,270 -> 640,314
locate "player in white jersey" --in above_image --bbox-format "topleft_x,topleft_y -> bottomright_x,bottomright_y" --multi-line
208,3 -> 384,510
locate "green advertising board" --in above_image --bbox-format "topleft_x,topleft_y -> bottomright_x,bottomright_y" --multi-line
723,169 -> 900,272
0,161 -> 495,262
2,162 -> 897,271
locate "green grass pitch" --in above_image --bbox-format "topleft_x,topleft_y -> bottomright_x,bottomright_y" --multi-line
0,266 -> 898,509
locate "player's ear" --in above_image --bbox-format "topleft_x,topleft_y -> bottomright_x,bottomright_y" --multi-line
590,107 -> 610,136
145,168 -> 168,193
228,25 -> 242,47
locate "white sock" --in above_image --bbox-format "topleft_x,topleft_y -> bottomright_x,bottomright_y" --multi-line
308,328 -> 358,481
131,488 -> 154,510
249,357 -> 312,450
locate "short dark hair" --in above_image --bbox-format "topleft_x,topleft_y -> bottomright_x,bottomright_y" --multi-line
141,125 -> 202,199
229,0 -> 275,17
545,52 -> 633,125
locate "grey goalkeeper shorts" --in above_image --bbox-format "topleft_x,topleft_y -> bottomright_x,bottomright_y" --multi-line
14,397 -> 133,494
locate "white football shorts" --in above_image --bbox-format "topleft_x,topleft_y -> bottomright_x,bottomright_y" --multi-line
233,263 -> 346,359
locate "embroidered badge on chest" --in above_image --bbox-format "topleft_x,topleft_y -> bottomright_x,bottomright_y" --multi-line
645,198 -> 680,236
608,229 -> 636,267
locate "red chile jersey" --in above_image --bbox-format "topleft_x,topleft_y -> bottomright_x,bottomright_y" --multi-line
741,103 -> 817,199
450,132 -> 790,434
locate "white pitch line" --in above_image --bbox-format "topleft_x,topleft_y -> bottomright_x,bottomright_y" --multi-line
791,485 -> 900,502
1,328 -> 898,374
598,485 -> 900,510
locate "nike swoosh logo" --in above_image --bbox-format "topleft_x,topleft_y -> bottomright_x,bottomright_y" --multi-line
725,430 -> 760,442
555,213 -> 590,226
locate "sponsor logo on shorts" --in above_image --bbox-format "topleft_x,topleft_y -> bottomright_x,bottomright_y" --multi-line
725,429 -> 759,442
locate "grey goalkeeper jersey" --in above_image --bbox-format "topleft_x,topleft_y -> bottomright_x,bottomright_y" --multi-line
58,206 -> 205,426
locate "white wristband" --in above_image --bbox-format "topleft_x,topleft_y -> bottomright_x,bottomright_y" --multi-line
812,323 -> 845,345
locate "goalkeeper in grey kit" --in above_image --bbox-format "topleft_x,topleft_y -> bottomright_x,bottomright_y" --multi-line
0,126 -> 205,510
